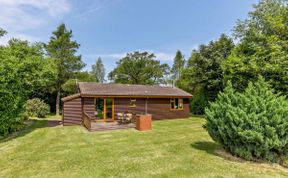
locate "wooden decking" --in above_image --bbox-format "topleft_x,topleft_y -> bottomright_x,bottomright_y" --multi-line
89,121 -> 135,131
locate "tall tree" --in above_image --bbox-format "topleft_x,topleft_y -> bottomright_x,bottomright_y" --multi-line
91,57 -> 105,83
179,34 -> 234,114
223,0 -> 288,95
109,51 -> 170,85
0,38 -> 56,135
171,50 -> 185,83
46,23 -> 85,115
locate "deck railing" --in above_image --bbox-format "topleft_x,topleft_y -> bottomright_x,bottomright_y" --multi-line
83,112 -> 92,131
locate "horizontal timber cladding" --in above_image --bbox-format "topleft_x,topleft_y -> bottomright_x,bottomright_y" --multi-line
114,98 -> 190,120
82,97 -> 190,120
147,98 -> 190,120
114,98 -> 146,120
63,97 -> 82,126
83,97 -> 95,118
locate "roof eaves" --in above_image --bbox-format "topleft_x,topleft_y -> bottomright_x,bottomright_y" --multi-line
80,93 -> 192,98
61,93 -> 81,102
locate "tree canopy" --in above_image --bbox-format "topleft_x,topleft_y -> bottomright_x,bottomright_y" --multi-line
223,0 -> 288,95
7,39 -> 56,98
0,43 -> 25,135
171,50 -> 185,83
0,38 -> 56,135
109,51 -> 170,85
178,34 -> 235,114
46,23 -> 85,115
91,57 -> 105,83
62,72 -> 96,95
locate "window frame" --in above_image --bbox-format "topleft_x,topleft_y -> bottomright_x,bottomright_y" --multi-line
129,98 -> 137,108
170,98 -> 184,110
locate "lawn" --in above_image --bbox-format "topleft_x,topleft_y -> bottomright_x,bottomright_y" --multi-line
0,116 -> 287,178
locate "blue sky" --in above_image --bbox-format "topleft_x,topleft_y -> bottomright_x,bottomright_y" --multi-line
0,0 -> 258,75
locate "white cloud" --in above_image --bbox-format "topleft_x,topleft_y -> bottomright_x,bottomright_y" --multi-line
84,53 -> 126,59
0,0 -> 70,17
141,50 -> 175,61
73,6 -> 101,20
104,53 -> 127,59
154,52 -> 174,61
0,0 -> 71,44
84,51 -> 175,62
0,33 -> 40,45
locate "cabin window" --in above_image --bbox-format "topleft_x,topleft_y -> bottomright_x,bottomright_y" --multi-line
170,98 -> 184,110
95,98 -> 104,119
129,99 -> 136,107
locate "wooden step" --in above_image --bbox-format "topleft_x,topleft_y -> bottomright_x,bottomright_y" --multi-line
89,122 -> 135,131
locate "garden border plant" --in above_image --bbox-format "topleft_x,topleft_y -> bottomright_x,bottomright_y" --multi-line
24,98 -> 50,119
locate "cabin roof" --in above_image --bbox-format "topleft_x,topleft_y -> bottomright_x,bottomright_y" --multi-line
77,82 -> 192,98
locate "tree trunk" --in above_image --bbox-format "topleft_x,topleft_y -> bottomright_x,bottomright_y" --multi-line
56,90 -> 60,115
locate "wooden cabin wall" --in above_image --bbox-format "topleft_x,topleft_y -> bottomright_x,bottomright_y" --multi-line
147,98 -> 190,120
114,98 -> 146,120
62,97 -> 190,126
83,97 -> 95,118
114,98 -> 190,120
62,97 -> 82,125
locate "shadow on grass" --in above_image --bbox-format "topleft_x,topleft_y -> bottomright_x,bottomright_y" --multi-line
191,141 -> 245,162
0,119 -> 61,143
191,141 -> 221,156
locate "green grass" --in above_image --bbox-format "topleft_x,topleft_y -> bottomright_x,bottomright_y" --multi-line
0,116 -> 287,178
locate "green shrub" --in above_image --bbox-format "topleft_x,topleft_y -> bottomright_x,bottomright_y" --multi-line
0,92 -> 24,136
0,57 -> 25,136
204,77 -> 288,163
24,98 -> 50,118
190,89 -> 208,115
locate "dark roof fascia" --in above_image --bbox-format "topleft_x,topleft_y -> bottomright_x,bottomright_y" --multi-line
80,94 -> 193,98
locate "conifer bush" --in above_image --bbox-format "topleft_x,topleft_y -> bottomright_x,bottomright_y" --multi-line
204,77 -> 288,163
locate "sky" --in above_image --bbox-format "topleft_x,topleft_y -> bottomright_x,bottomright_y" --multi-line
0,0 -> 259,75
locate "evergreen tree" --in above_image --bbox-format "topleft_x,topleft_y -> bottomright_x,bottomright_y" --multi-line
171,50 -> 185,83
62,72 -> 96,95
205,77 -> 288,163
91,57 -> 105,83
46,23 -> 85,115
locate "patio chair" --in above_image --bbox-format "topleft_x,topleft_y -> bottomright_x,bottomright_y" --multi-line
117,113 -> 124,123
126,113 -> 133,123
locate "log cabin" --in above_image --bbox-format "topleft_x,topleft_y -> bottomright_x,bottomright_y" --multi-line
61,82 -> 192,130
